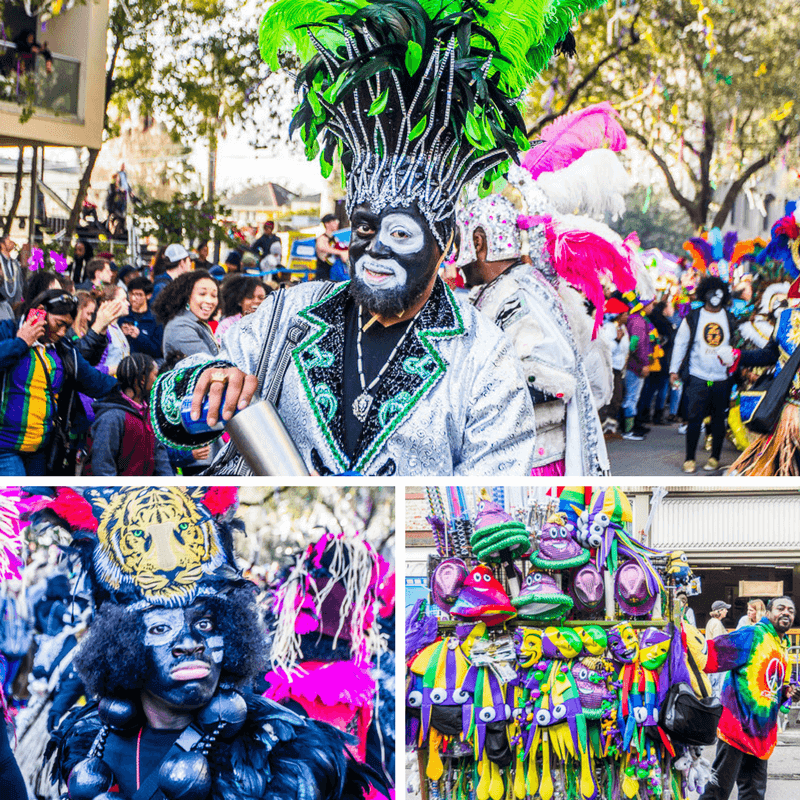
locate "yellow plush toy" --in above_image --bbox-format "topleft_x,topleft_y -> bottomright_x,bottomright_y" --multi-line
680,622 -> 713,697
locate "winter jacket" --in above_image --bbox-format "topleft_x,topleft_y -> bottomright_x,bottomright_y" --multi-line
161,308 -> 219,360
119,308 -> 163,360
625,312 -> 650,376
86,390 -> 172,476
0,319 -> 117,454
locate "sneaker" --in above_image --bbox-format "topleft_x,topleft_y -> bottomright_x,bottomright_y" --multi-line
633,426 -> 650,436
622,431 -> 645,441
678,423 -> 688,434
704,457 -> 720,471
683,460 -> 696,473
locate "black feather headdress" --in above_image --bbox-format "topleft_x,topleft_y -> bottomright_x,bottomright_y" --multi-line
260,0 -> 604,247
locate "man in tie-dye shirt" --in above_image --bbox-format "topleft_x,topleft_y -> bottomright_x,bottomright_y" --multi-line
699,597 -> 799,800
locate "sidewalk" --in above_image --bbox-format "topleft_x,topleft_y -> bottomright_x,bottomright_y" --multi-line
693,728 -> 800,799
606,419 -> 742,477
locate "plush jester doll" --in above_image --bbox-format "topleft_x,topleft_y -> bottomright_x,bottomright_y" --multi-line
37,487 -> 369,800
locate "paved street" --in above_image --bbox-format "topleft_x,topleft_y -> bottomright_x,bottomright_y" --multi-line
694,728 -> 800,799
606,419 -> 743,477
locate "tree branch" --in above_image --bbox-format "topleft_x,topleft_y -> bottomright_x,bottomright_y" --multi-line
711,125 -> 798,228
625,126 -> 699,223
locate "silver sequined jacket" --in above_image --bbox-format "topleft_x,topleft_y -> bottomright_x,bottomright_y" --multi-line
152,278 -> 537,476
469,263 -> 609,476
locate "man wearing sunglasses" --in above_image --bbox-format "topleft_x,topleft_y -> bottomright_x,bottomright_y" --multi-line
0,289 -> 117,475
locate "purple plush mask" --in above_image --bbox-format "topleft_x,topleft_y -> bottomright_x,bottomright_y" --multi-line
571,659 -> 611,713
431,558 -> 468,613
615,560 -> 656,616
571,563 -> 604,611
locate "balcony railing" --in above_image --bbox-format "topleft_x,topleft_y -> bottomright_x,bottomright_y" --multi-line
0,42 -> 80,117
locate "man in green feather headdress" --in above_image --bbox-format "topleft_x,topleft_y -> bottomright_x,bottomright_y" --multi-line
150,0 -> 603,477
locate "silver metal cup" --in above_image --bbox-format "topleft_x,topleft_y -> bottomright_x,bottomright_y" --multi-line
224,400 -> 309,476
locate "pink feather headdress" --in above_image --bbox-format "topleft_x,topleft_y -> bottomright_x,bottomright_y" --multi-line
518,214 -> 638,336
522,102 -> 627,180
0,488 -> 29,581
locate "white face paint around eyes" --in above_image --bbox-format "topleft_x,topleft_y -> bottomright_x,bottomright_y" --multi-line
143,608 -> 185,647
708,289 -> 724,306
377,213 -> 426,256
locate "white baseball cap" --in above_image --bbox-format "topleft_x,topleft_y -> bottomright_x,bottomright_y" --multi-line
164,243 -> 190,264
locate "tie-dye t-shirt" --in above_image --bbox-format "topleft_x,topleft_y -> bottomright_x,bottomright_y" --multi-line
705,617 -> 789,758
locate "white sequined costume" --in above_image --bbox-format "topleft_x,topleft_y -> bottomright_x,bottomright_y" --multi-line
152,279 -> 537,476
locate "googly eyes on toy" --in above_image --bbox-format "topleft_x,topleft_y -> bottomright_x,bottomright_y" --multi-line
576,667 -> 589,681
536,708 -> 551,726
552,704 -> 567,721
430,688 -> 447,704
408,690 -> 422,707
633,707 -> 648,723
452,688 -> 469,703
587,530 -> 603,548
525,572 -> 543,587
478,707 -> 497,722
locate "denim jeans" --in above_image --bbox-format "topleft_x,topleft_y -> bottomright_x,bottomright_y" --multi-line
0,449 -> 47,476
622,371 -> 645,418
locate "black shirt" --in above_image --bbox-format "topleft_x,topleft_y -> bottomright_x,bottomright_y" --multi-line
342,299 -> 411,461
103,725 -> 182,796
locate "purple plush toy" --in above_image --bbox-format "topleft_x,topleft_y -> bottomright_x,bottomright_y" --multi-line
531,511 -> 590,570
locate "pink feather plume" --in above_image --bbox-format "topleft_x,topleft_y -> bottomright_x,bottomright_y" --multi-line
201,487 -> 238,516
524,215 -> 637,337
264,660 -> 376,708
522,102 -> 627,179
29,488 -> 98,531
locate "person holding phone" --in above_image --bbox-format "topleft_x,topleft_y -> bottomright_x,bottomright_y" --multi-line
0,289 -> 117,475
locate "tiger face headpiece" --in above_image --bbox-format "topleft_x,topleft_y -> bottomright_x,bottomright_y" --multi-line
30,487 -> 241,611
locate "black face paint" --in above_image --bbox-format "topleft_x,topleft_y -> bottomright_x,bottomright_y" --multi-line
348,203 -> 441,316
142,600 -> 223,711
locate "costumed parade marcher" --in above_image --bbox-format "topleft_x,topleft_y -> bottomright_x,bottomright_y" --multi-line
668,276 -> 739,473
264,531 -> 395,798
458,193 -> 611,476
729,209 -> 800,475
25,486 -> 372,800
146,0 -> 609,476
456,103 -> 640,475
407,486 -> 725,800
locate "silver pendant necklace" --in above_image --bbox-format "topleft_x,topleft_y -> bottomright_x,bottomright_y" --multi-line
353,306 -> 416,423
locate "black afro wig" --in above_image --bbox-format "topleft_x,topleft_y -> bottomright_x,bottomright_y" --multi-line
74,586 -> 269,699
695,275 -> 731,307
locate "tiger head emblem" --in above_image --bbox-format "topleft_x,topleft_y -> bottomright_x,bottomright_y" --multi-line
84,487 -> 225,605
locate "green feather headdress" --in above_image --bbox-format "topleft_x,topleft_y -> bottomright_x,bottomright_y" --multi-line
259,0 -> 604,247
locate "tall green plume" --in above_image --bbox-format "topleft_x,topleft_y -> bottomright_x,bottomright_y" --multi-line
257,0 -> 607,247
